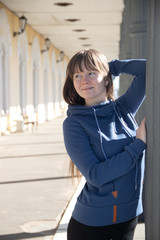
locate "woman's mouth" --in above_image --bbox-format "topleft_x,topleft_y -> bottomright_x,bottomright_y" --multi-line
82,87 -> 93,91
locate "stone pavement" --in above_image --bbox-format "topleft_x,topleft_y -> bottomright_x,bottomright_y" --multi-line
0,116 -> 78,240
0,116 -> 145,240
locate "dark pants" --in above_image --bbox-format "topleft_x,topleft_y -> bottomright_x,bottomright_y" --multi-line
67,216 -> 138,240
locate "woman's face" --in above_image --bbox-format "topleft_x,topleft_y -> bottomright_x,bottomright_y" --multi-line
73,63 -> 108,106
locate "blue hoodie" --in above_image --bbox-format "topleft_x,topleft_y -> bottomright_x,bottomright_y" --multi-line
63,59 -> 146,226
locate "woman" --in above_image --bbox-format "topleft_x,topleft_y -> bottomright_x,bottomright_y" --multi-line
63,49 -> 146,240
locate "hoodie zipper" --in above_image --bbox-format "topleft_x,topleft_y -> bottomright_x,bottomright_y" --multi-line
93,108 -> 108,163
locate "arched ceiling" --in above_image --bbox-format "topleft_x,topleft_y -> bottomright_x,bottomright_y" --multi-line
1,0 -> 124,60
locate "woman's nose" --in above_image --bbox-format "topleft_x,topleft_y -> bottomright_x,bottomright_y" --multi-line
82,75 -> 89,84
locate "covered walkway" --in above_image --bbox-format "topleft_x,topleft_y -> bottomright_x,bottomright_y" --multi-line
0,0 -> 123,134
0,0 -> 160,239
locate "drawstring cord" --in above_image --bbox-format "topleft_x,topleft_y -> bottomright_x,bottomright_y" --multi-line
93,108 -> 108,163
93,108 -> 116,191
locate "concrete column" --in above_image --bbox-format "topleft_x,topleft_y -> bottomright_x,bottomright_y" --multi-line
119,0 -> 147,108
119,0 -> 132,97
119,0 -> 131,60
145,0 -> 160,239
129,0 -> 147,59
129,0 -> 147,124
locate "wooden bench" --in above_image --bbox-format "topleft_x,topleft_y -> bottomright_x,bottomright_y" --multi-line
23,113 -> 38,132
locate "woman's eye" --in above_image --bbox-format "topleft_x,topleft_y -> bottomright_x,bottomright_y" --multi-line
74,74 -> 81,79
89,72 -> 96,76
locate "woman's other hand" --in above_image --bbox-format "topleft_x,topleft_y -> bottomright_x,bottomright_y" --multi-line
136,118 -> 146,144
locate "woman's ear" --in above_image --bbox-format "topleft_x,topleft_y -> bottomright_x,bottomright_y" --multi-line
104,76 -> 109,86
105,81 -> 108,87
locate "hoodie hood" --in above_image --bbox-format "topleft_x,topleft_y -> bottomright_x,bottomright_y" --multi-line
67,99 -> 137,139
67,99 -> 116,118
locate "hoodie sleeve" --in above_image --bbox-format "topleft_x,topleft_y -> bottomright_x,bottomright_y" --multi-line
63,117 -> 146,187
109,59 -> 146,115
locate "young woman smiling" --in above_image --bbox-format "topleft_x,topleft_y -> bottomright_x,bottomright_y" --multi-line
63,49 -> 146,240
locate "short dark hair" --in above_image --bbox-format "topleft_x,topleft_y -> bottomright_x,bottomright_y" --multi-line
63,49 -> 114,105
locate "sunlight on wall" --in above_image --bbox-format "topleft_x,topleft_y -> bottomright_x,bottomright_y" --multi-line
0,3 -> 69,135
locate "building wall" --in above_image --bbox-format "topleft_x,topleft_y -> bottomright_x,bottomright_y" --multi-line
0,3 -> 69,134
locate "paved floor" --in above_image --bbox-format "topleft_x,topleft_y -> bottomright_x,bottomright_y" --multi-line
0,116 -> 145,240
0,117 -> 78,240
